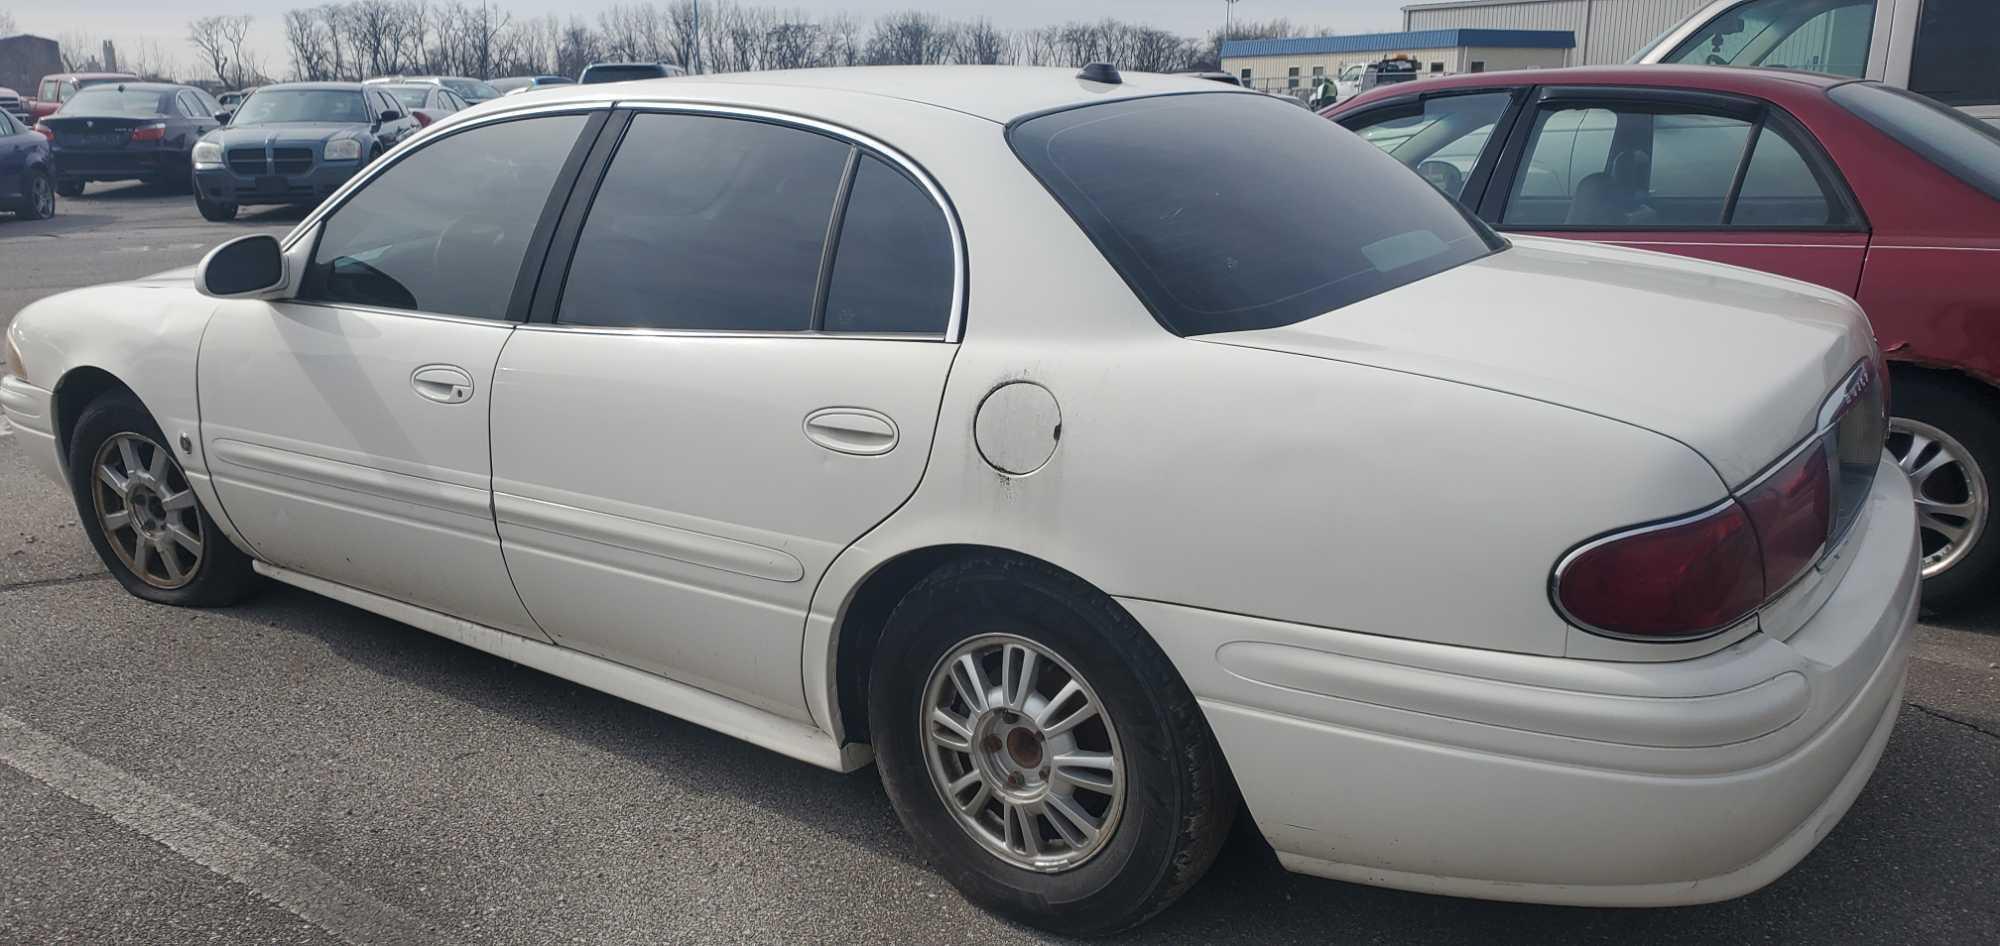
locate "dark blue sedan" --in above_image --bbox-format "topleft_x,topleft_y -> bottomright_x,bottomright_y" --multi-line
191,82 -> 418,221
0,107 -> 54,219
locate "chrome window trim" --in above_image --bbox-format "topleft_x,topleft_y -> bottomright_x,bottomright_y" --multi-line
275,299 -> 520,329
512,323 -> 943,342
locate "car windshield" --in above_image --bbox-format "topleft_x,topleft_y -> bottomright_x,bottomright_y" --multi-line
441,78 -> 500,101
382,87 -> 430,108
234,89 -> 371,124
60,88 -> 171,117
1010,92 -> 1502,336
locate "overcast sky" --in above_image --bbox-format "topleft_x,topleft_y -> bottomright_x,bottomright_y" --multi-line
8,1 -> 1413,75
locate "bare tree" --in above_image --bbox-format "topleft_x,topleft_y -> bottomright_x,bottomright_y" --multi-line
956,17 -> 1008,65
189,15 -> 255,88
0,11 -> 17,36
556,16 -> 599,78
865,11 -> 955,66
58,30 -> 105,71
284,8 -> 334,79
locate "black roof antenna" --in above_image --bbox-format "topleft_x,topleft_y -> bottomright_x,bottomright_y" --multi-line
1077,62 -> 1121,85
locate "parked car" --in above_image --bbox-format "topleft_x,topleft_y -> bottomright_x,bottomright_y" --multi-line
578,62 -> 679,84
24,71 -> 138,121
490,75 -> 576,96
375,82 -> 469,127
363,75 -> 503,104
1,67 -> 1917,935
0,86 -> 30,122
191,82 -> 419,222
0,108 -> 56,219
216,88 -> 261,110
37,82 -> 221,196
1327,64 -> 2000,608
1634,0 -> 1996,124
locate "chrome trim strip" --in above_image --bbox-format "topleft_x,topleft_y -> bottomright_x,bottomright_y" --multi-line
509,323 -> 943,342
494,491 -> 806,583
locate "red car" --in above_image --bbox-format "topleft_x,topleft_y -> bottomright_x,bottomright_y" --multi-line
1325,64 -> 2000,610
25,72 -> 138,122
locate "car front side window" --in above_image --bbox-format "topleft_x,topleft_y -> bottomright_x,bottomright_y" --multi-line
300,114 -> 591,320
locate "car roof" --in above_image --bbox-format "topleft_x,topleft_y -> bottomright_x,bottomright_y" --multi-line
524,65 -> 1253,123
1333,64 -> 1849,113
54,72 -> 139,81
71,82 -> 186,93
257,81 -> 368,93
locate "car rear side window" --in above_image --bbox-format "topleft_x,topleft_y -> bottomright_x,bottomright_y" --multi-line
820,155 -> 955,334
301,114 -> 590,320
1830,82 -> 2000,201
559,113 -> 850,332
1010,92 -> 1500,336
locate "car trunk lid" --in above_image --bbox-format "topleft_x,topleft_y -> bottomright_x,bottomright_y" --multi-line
1201,236 -> 1879,487
41,115 -> 157,149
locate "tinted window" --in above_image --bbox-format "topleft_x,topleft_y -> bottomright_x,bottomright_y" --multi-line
1909,0 -> 2000,107
582,65 -> 667,84
1831,81 -> 2000,201
302,115 -> 588,319
1664,0 -> 1875,77
441,78 -> 501,101
558,113 -> 849,331
821,155 -> 954,335
1011,93 -> 1499,336
384,87 -> 430,109
1343,92 -> 1512,200
0,112 -> 17,136
1733,125 -> 1837,226
60,89 -> 172,117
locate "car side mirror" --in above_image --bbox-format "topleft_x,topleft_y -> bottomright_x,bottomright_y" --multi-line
197,235 -> 287,299
214,111 -> 232,125
378,109 -> 402,123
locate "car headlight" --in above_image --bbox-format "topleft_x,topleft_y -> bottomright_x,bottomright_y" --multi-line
191,140 -> 223,168
324,138 -> 362,162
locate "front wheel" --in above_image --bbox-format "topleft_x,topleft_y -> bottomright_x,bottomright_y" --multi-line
67,391 -> 256,607
195,191 -> 238,222
870,556 -> 1236,936
1888,373 -> 2000,612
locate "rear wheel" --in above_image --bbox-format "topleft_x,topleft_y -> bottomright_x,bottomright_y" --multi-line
869,555 -> 1236,936
1888,373 -> 1999,612
195,190 -> 238,222
55,177 -> 84,198
67,391 -> 256,607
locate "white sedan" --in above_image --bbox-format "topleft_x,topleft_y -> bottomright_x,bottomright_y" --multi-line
0,66 -> 1919,934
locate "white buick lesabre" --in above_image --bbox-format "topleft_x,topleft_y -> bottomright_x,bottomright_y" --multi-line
0,66 -> 1919,934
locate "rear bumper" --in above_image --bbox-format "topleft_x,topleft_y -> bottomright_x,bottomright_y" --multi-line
195,163 -> 358,206
1122,456 -> 1919,906
53,149 -> 176,181
0,374 -> 63,484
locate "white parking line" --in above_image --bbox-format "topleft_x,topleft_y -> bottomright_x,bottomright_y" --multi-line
0,711 -> 430,946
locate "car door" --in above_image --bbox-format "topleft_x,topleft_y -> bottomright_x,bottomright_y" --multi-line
1474,87 -> 1870,297
199,109 -> 604,638
489,109 -> 961,720
0,112 -> 24,200
176,91 -> 219,148
367,90 -> 407,150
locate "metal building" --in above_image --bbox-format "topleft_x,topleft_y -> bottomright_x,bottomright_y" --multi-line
1403,0 -> 1715,66
1221,29 -> 1575,95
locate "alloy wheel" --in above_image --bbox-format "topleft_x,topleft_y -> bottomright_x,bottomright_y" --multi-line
1888,417 -> 1988,579
90,432 -> 205,589
32,175 -> 52,218
921,633 -> 1125,872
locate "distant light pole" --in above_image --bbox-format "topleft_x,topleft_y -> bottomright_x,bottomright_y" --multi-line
692,0 -> 702,74
1223,0 -> 1241,71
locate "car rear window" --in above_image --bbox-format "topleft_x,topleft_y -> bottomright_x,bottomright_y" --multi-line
583,65 -> 665,84
61,88 -> 172,117
1829,82 -> 2000,202
1009,92 -> 1502,336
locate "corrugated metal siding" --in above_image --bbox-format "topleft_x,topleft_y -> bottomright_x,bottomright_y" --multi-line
1406,0 -> 1714,65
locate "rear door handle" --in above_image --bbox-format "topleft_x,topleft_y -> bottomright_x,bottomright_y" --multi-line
804,408 -> 898,456
411,364 -> 474,404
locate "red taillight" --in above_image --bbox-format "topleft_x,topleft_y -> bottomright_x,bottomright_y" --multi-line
1741,436 -> 1832,594
413,110 -> 434,127
130,123 -> 167,142
1554,503 -> 1766,640
34,122 -> 52,140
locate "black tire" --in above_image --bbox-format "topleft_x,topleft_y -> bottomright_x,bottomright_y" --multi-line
14,169 -> 54,220
67,390 -> 256,607
869,555 -> 1237,937
195,190 -> 238,222
1891,373 -> 2000,613
55,178 -> 84,198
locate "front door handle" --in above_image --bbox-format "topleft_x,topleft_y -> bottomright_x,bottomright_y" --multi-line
411,364 -> 474,404
804,407 -> 898,456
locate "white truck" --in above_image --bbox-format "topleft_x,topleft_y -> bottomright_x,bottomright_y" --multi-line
1634,0 -> 1996,124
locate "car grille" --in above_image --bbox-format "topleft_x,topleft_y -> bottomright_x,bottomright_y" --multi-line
226,148 -> 267,174
272,147 -> 314,174
0,94 -> 24,120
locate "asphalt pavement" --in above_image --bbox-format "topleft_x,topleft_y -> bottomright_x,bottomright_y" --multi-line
1,184 -> 1996,944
